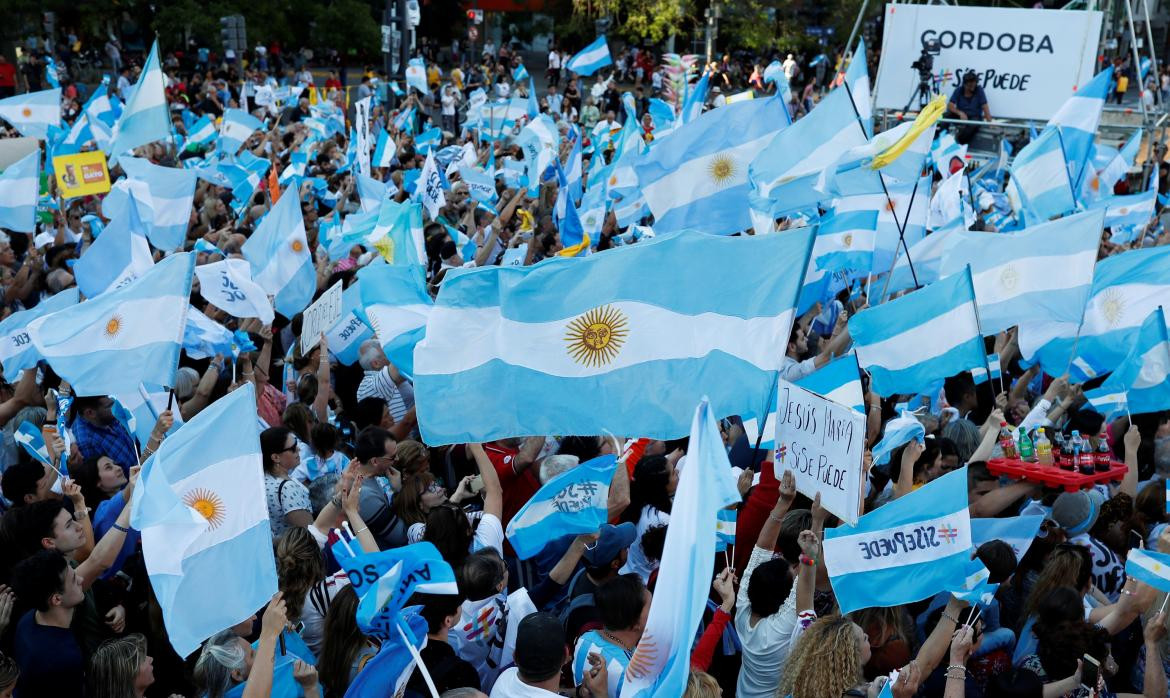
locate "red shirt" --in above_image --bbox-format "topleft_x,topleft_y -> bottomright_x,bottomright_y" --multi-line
0,62 -> 16,88
481,442 -> 540,528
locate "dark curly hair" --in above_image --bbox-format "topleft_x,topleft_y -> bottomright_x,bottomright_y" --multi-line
1033,586 -> 1109,680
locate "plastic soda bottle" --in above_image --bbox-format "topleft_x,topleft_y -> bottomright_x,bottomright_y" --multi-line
1035,428 -> 1053,465
998,422 -> 1018,459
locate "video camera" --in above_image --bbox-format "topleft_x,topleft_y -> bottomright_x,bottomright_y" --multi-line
910,36 -> 942,81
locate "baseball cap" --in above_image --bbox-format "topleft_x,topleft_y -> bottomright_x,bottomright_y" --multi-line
583,522 -> 636,567
1051,489 -> 1105,536
514,612 -> 566,681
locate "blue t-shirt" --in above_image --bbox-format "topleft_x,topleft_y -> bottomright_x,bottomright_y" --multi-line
949,86 -> 988,119
13,610 -> 84,698
573,630 -> 631,698
94,494 -> 138,579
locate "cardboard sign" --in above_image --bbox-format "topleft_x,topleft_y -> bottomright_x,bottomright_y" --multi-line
774,379 -> 867,525
53,151 -> 111,199
300,280 -> 344,354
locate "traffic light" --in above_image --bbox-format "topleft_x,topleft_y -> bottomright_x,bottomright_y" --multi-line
219,15 -> 247,55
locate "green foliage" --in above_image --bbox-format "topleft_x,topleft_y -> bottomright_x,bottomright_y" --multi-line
571,0 -> 694,46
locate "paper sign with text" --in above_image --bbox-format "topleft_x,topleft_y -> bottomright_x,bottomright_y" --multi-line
774,379 -> 867,525
53,151 -> 111,199
300,280 -> 344,354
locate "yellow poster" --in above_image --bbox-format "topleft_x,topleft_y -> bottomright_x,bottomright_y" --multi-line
53,151 -> 111,199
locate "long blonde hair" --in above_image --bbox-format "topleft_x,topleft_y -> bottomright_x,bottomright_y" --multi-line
778,615 -> 864,698
684,670 -> 722,697
1024,543 -> 1091,619
87,634 -> 147,698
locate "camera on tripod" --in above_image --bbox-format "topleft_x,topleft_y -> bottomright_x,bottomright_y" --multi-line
910,36 -> 941,81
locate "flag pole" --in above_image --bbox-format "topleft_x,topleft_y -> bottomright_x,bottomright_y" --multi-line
399,618 -> 441,698
750,372 -> 780,471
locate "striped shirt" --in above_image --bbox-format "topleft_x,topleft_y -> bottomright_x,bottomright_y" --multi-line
356,367 -> 415,423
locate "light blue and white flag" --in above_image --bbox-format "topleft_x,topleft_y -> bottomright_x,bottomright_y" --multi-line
324,282 -> 375,366
414,229 -> 814,444
29,253 -> 193,396
343,610 -> 429,698
14,421 -> 51,466
506,455 -> 618,559
218,108 -> 263,156
185,114 -> 217,149
1084,386 -> 1129,421
516,114 -> 558,186
971,515 -> 1044,562
459,165 -> 499,205
681,71 -> 710,124
359,263 -> 431,376
405,58 -> 428,95
846,39 -> 872,137
870,410 -> 926,466
183,307 -> 234,360
0,288 -> 80,381
1047,67 -> 1112,192
1085,129 -> 1140,202
797,353 -> 866,412
414,125 -> 441,154
0,150 -> 39,233
931,131 -> 967,178
851,267 -> 985,396
1085,307 -> 1170,416
824,467 -> 972,614
118,156 -> 199,251
417,150 -> 446,219
109,41 -> 170,157
193,258 -> 275,324
636,95 -> 790,235
1088,190 -> 1157,245
566,36 -> 613,77
1125,548 -> 1170,592
1006,127 -> 1076,225
241,190 -> 315,318
621,398 -> 741,698
813,200 -> 878,273
356,172 -> 390,213
73,194 -> 154,298
335,541 -> 458,635
130,384 -> 276,656
951,559 -> 998,606
113,382 -> 184,448
970,352 -> 1002,386
371,199 -> 426,268
939,209 -> 1102,334
715,509 -> 737,552
0,88 -> 61,139
373,128 -> 396,168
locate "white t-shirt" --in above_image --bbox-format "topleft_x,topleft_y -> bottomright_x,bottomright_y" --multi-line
490,667 -> 559,697
618,505 -> 669,583
548,51 -> 562,70
735,546 -> 809,698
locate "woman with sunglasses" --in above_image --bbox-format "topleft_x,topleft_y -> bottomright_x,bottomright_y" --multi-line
261,426 -> 314,537
420,443 -> 504,568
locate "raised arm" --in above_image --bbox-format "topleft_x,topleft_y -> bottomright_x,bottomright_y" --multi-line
467,443 -> 503,520
244,593 -> 287,698
77,466 -> 140,589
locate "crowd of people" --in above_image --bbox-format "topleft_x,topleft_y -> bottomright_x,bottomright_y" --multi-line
0,15 -> 1167,698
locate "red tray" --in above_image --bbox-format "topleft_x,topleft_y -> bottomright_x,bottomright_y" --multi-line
987,458 -> 1128,492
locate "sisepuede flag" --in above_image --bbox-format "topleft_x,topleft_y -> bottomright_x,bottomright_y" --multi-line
0,287 -> 79,381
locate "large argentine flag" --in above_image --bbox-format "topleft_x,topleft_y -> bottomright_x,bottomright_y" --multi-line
0,288 -> 80,381
939,209 -> 1103,335
0,149 -> 40,233
73,194 -> 155,298
130,384 -> 277,656
506,455 -> 618,560
241,190 -> 315,318
1088,190 -> 1157,245
1086,307 -> 1170,416
635,95 -> 790,235
358,263 -> 432,376
109,41 -> 170,157
850,267 -> 985,396
824,466 -> 972,614
620,398 -> 741,698
565,36 -> 613,77
28,252 -> 194,397
414,230 -> 815,444
0,88 -> 61,139
1007,127 -> 1076,225
118,156 -> 198,251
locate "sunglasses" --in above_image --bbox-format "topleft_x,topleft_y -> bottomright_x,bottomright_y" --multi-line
278,443 -> 299,454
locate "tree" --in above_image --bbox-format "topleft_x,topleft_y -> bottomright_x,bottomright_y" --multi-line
570,0 -> 695,47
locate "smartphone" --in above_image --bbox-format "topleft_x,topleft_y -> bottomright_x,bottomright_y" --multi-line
469,474 -> 485,495
1080,654 -> 1100,693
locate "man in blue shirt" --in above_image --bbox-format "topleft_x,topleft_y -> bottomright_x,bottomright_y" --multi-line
948,72 -> 992,145
69,396 -> 137,473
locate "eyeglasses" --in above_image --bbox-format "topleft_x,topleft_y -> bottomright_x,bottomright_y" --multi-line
278,443 -> 299,454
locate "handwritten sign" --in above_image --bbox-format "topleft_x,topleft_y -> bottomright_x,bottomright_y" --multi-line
774,379 -> 867,525
300,281 -> 344,354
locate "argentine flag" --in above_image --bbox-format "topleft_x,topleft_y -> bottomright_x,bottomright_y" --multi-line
405,58 -> 428,95
343,611 -> 429,697
824,467 -> 972,614
635,95 -> 790,235
940,209 -> 1103,335
0,149 -> 40,233
516,115 -> 559,190
218,108 -> 263,156
334,541 -> 458,636
851,267 -> 985,396
813,200 -> 878,273
373,128 -> 396,168
1125,548 -> 1170,592
0,88 -> 61,139
73,194 -> 155,298
109,41 -> 170,157
506,455 -> 618,559
1087,129 -> 1141,201
131,384 -> 277,656
1007,127 -> 1076,225
370,199 -> 426,267
359,263 -> 431,376
743,351 -> 867,451
681,71 -> 711,125
1088,190 -> 1157,245
1085,307 -> 1170,416
0,288 -> 80,381
1047,67 -> 1112,193
118,156 -> 198,251
414,229 -> 814,444
971,515 -> 1044,562
565,35 -> 613,77
183,308 -> 234,360
241,191 -> 315,318
14,421 -> 51,466
621,398 -> 741,698
459,165 -> 499,205
185,114 -> 217,150
28,253 -> 194,397
324,282 -> 375,366
846,38 -> 873,137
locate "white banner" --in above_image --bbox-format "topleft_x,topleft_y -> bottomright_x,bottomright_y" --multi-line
774,379 -> 867,525
874,4 -> 1102,121
354,97 -> 372,177
300,280 -> 344,354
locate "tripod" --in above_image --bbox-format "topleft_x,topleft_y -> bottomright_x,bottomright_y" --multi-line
903,75 -> 933,112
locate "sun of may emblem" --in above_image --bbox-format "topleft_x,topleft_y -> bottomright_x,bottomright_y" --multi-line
842,233 -> 854,249
290,238 -> 306,254
1100,288 -> 1126,328
183,488 -> 226,529
104,315 -> 123,338
565,305 -> 628,367
707,154 -> 736,187
999,265 -> 1019,291
20,107 -> 31,118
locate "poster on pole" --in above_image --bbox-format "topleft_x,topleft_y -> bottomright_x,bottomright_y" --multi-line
874,4 -> 1102,121
53,151 -> 111,199
300,281 -> 344,354
774,379 -> 867,525
354,97 -> 372,177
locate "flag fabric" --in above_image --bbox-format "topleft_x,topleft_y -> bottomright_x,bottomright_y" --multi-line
343,610 -> 429,698
1084,307 -> 1170,416
885,224 -> 958,295
1089,129 -> 1141,201
796,353 -> 866,411
109,41 -> 170,157
405,58 -> 428,95
851,267 -> 985,396
333,540 -> 457,637
1088,190 -> 1157,244
1085,387 -> 1129,421
566,36 -> 613,77
870,410 -> 926,466
116,156 -> 198,251
193,259 -> 275,324
939,209 -> 1103,334
928,168 -> 973,233
1006,127 -> 1076,225
0,288 -> 80,381
0,88 -> 61,139
373,128 -> 396,168
516,114 -> 559,191
218,108 -> 263,156
359,263 -> 432,376
73,194 -> 155,298
971,515 -> 1044,562
951,559 -> 998,607
185,114 -> 217,149
1125,548 -> 1170,593
14,421 -> 51,466
971,352 -> 1002,386
241,190 -> 315,318
130,384 -> 276,656
29,253 -> 193,396
636,95 -> 791,235
845,38 -> 872,138
459,166 -> 499,205
0,150 -> 40,233
715,509 -> 737,552
823,94 -> 944,195
183,308 -> 234,360
324,282 -> 375,366
1047,67 -> 1113,192
824,467 -> 972,614
506,455 -> 618,559
681,71 -> 711,124
417,149 -> 447,220
370,200 -> 426,267
620,398 -> 741,697
414,229 -> 814,444
813,200 -> 878,273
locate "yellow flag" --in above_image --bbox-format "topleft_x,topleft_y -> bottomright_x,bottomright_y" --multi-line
869,94 -> 947,170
